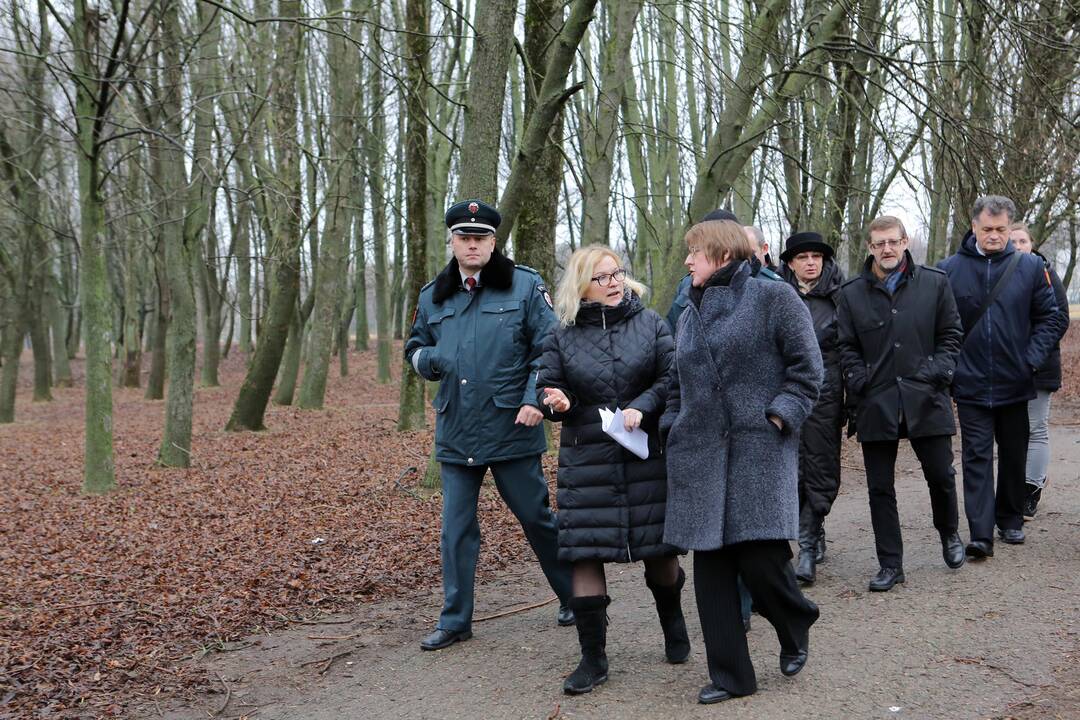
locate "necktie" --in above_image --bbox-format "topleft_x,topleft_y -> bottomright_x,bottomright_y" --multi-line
465,276 -> 476,293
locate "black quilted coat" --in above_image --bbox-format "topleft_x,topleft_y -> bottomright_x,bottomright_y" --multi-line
536,292 -> 678,563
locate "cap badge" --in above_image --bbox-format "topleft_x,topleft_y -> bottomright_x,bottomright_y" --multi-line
468,202 -> 479,214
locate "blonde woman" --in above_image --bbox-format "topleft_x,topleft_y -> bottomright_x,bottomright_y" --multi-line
537,245 -> 687,695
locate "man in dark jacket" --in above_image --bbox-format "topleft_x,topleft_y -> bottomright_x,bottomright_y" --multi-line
780,232 -> 845,585
938,196 -> 1062,559
1008,223 -> 1070,518
405,199 -> 573,650
837,215 -> 966,591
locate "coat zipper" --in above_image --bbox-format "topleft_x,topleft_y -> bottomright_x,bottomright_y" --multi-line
602,307 -> 607,330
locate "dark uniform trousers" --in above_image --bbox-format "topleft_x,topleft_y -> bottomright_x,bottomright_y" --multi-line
956,401 -> 1030,542
861,433 -> 958,568
693,541 -> 819,697
438,455 -> 571,632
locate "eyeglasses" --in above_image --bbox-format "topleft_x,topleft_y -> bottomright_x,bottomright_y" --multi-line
868,238 -> 904,250
591,269 -> 627,287
687,246 -> 703,256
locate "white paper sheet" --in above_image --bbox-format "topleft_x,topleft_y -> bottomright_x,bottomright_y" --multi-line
598,407 -> 650,460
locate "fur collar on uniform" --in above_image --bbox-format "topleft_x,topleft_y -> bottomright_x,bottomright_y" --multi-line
432,247 -> 516,304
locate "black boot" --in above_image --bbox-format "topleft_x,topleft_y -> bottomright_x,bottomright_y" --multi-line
795,510 -> 818,585
647,568 -> 691,664
815,524 -> 827,564
563,596 -> 609,695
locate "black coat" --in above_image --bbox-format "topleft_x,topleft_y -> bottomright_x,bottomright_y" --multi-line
1032,250 -> 1070,392
836,253 -> 964,442
537,293 -> 677,563
938,233 -> 1062,407
781,260 -> 845,514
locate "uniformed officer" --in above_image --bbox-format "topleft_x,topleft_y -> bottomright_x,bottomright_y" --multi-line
405,199 -> 574,651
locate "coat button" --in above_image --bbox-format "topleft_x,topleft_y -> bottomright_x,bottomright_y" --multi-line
894,342 -> 901,348
467,457 -> 474,465
891,308 -> 898,314
896,376 -> 903,382
928,355 -> 934,361
461,378 -> 468,385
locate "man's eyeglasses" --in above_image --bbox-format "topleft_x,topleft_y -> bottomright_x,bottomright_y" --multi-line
868,238 -> 904,250
591,269 -> 627,287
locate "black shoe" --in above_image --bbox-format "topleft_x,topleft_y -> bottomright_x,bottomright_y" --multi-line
868,567 -> 905,592
743,615 -> 751,633
815,526 -> 827,564
420,627 -> 472,651
557,604 -> 576,626
647,568 -> 691,664
941,532 -> 965,569
795,549 -> 816,585
698,684 -> 735,704
965,540 -> 994,559
998,528 -> 1025,544
1023,485 -> 1042,520
780,650 -> 808,676
562,596 -> 609,695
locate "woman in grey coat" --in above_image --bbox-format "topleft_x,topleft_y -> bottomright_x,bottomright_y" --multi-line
661,219 -> 823,704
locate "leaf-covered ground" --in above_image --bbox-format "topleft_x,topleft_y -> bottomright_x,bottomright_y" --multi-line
0,344 -> 549,717
3,325 -> 1077,718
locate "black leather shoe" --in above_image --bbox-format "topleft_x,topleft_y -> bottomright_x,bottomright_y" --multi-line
795,549 -> 816,585
780,650 -> 808,676
1023,485 -> 1042,520
698,684 -> 734,704
868,567 -> 905,592
998,528 -> 1025,544
815,526 -> 827,564
941,532 -> 965,569
420,627 -> 472,651
965,540 -> 994,559
557,604 -> 576,626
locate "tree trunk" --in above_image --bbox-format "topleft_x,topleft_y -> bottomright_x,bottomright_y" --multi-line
367,23 -> 393,384
456,0 -> 517,200
158,0 -> 199,468
580,0 -> 644,248
226,0 -> 304,431
398,0 -> 429,433
299,0 -> 359,409
74,0 -> 117,493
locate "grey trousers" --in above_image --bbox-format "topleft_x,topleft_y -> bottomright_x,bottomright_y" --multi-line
1026,390 -> 1053,489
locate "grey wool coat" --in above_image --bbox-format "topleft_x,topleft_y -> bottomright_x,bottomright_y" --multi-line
660,261 -> 824,551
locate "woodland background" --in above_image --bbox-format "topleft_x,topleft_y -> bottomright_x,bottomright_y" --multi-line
0,0 -> 1078,715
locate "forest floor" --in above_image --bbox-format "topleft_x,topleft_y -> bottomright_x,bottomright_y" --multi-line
2,331 -> 1079,719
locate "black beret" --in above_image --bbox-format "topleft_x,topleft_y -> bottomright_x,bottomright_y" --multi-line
780,231 -> 833,263
698,208 -> 741,224
445,199 -> 501,235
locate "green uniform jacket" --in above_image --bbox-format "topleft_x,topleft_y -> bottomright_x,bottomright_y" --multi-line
405,249 -> 554,466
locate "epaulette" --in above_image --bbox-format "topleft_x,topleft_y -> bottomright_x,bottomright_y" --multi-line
420,278 -> 436,292
920,264 -> 946,276
514,264 -> 541,277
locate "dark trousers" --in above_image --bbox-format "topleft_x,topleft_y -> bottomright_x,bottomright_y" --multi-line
861,434 -> 959,568
438,456 -> 572,631
956,402 -> 1029,542
693,541 -> 819,696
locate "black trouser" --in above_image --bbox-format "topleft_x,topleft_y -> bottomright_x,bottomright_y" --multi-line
861,434 -> 959,568
693,541 -> 819,696
956,401 -> 1029,542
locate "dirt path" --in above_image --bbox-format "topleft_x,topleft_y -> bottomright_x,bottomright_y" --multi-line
155,424 -> 1080,720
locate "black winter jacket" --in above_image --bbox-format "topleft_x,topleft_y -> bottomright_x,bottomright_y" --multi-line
938,234 -> 1062,407
1032,250 -> 1070,392
836,253 -> 964,442
781,259 -> 845,513
537,293 -> 678,563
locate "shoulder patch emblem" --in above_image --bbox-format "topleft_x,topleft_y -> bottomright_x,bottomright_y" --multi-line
537,284 -> 553,309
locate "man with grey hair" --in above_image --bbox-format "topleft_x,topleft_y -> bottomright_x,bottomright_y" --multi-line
938,195 -> 1062,559
744,226 -> 782,281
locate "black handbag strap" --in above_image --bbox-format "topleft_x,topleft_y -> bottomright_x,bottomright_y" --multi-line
964,251 -> 1022,339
